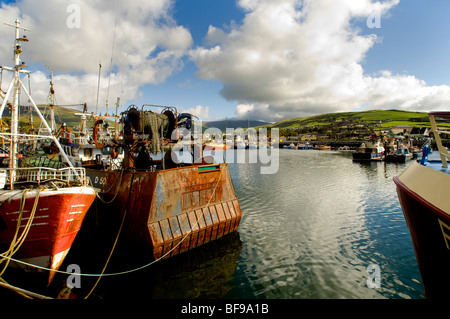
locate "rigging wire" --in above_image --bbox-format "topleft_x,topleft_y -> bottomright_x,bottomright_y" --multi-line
105,0 -> 120,115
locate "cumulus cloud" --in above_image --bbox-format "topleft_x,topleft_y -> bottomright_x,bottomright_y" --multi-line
192,0 -> 450,122
180,105 -> 211,121
0,0 -> 192,112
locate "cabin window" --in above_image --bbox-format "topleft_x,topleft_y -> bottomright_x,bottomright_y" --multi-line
102,147 -> 111,155
84,148 -> 92,157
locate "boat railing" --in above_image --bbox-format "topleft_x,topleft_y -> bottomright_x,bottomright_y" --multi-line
1,166 -> 89,187
429,112 -> 450,168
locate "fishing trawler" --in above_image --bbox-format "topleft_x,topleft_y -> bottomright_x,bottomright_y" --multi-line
394,112 -> 450,299
88,104 -> 242,260
385,144 -> 412,163
352,135 -> 385,161
57,107 -> 125,171
0,20 -> 96,284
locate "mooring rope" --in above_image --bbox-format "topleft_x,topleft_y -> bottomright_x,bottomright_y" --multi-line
83,207 -> 127,299
0,278 -> 52,299
94,168 -> 124,204
0,188 -> 41,275
0,187 -> 42,298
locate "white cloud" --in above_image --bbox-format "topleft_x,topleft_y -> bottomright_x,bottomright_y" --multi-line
0,0 -> 192,113
180,105 -> 211,121
192,0 -> 450,122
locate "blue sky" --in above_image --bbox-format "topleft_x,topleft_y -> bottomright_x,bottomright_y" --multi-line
360,0 -> 450,85
1,0 -> 450,123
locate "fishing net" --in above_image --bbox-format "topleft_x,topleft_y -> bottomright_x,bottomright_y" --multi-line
141,111 -> 169,154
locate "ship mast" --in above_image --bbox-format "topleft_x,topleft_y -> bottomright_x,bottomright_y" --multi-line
48,66 -> 56,133
5,19 -> 30,182
0,19 -> 81,188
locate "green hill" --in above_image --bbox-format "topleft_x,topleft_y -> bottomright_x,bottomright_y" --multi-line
3,104 -> 114,131
263,110 -> 448,129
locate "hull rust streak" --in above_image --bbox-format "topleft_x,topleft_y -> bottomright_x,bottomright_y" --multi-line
89,163 -> 242,260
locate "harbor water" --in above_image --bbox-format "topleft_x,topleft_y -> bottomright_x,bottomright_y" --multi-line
1,149 -> 424,300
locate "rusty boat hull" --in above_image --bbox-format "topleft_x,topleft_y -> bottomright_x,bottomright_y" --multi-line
87,163 -> 242,260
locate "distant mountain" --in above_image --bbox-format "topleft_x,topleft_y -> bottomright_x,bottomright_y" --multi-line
204,119 -> 272,131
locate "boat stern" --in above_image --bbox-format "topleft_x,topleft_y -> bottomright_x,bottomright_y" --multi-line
147,163 -> 242,260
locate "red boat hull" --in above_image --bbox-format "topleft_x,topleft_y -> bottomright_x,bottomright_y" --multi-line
394,162 -> 450,299
0,187 -> 96,282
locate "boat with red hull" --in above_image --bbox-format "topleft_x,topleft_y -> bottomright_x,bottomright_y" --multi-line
0,20 -> 96,286
0,174 -> 95,281
394,111 -> 450,299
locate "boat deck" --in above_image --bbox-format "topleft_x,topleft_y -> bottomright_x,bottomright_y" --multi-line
418,111 -> 450,175
423,155 -> 450,175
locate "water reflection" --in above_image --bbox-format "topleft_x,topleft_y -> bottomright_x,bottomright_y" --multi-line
91,232 -> 243,300
228,149 -> 423,299
0,149 -> 424,299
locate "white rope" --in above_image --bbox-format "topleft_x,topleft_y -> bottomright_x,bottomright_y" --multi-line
0,188 -> 40,276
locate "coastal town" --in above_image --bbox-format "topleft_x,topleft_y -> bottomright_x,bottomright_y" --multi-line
1,0 -> 450,306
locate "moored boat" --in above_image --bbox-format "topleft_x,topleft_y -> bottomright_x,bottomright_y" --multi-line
385,144 -> 412,163
298,142 -> 312,150
393,111 -> 450,299
0,171 -> 95,282
204,142 -> 231,150
87,105 -> 242,260
352,136 -> 385,161
0,20 -> 96,284
317,144 -> 331,151
90,162 -> 241,260
235,141 -> 247,149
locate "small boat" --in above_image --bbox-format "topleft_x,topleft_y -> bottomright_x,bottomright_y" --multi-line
337,145 -> 351,151
235,140 -> 247,149
411,146 -> 422,159
298,142 -> 312,150
204,142 -> 231,150
258,143 -> 268,149
317,144 -> 331,151
385,144 -> 412,163
352,137 -> 385,161
394,111 -> 450,299
0,20 -> 96,284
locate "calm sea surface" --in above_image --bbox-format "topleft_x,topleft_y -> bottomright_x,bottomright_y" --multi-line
1,149 -> 425,300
